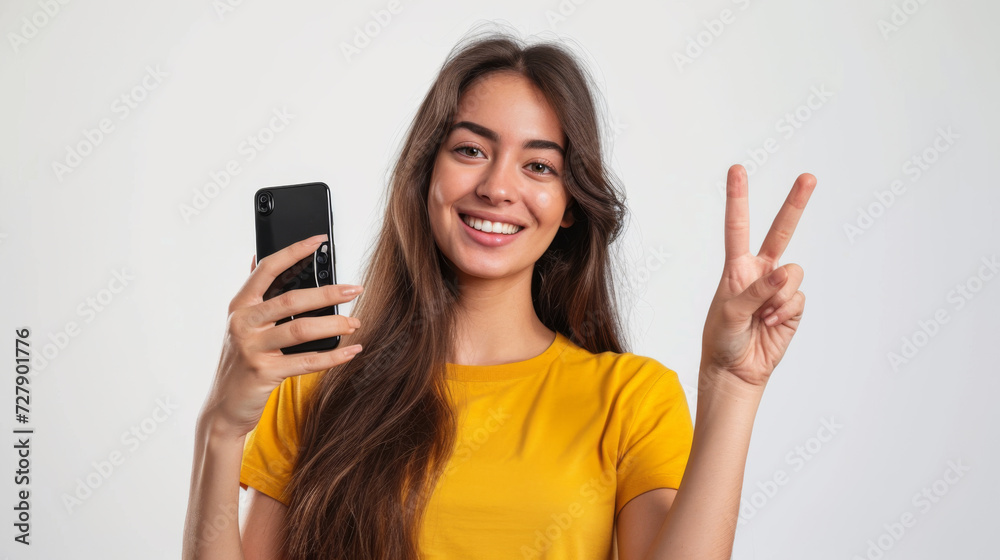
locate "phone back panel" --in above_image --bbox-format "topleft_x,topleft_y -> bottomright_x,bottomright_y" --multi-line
253,182 -> 340,354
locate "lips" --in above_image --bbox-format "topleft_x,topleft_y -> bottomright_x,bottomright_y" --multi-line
457,208 -> 527,228
458,211 -> 524,247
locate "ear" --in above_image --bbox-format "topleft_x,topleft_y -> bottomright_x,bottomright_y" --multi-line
561,201 -> 576,228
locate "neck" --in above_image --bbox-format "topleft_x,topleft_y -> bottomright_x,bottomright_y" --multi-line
449,267 -> 555,366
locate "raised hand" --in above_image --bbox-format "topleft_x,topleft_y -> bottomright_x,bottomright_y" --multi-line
199,234 -> 364,439
699,164 -> 816,394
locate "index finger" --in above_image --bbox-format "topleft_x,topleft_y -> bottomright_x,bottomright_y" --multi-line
233,234 -> 328,309
724,164 -> 750,262
757,173 -> 816,264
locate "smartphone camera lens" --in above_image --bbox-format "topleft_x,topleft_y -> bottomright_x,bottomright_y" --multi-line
318,269 -> 329,280
317,252 -> 328,264
256,191 -> 274,215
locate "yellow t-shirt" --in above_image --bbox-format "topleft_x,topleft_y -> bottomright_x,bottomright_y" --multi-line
239,331 -> 694,559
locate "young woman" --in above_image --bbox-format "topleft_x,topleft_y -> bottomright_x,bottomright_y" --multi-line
183,28 -> 815,560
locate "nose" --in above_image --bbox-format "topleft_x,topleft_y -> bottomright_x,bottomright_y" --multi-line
476,156 -> 518,205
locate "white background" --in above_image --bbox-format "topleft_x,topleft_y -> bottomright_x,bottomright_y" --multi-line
1,0 -> 997,558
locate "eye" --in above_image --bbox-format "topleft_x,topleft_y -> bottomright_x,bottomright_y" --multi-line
527,161 -> 558,176
454,144 -> 485,158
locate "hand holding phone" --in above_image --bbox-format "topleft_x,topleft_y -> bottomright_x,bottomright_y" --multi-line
203,235 -> 364,439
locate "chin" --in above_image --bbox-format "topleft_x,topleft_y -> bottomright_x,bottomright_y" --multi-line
447,251 -> 522,281
453,260 -> 515,280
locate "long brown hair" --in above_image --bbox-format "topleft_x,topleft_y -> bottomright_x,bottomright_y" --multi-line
280,24 -> 629,559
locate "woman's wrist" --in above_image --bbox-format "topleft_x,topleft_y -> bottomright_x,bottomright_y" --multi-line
694,366 -> 765,439
196,406 -> 249,447
697,364 -> 767,404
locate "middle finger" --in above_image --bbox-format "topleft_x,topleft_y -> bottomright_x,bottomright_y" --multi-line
756,173 -> 816,264
249,283 -> 363,327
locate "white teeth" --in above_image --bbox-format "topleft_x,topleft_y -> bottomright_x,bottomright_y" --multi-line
461,214 -> 522,235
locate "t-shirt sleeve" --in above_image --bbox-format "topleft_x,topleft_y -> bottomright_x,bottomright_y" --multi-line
239,372 -> 320,507
615,360 -> 694,520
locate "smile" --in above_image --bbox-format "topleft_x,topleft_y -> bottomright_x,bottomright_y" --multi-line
458,213 -> 524,247
460,213 -> 522,234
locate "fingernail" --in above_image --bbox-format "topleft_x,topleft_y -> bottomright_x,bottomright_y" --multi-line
769,268 -> 786,286
765,314 -> 779,326
348,316 -> 360,328
761,307 -> 775,317
307,234 -> 328,245
342,285 -> 363,296
343,344 -> 363,357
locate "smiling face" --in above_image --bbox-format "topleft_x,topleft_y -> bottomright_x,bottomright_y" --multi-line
427,70 -> 575,283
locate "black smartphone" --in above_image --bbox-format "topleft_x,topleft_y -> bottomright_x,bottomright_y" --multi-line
254,182 -> 340,354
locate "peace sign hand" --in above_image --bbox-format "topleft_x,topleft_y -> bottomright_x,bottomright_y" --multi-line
699,165 -> 816,396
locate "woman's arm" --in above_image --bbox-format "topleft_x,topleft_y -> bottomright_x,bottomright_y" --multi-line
181,236 -> 364,558
620,166 -> 815,559
241,487 -> 290,559
634,373 -> 763,559
182,412 -> 247,560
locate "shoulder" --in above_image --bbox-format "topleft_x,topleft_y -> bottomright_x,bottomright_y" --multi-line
554,333 -> 679,392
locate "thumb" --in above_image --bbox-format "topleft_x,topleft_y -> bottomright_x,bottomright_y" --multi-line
727,267 -> 788,320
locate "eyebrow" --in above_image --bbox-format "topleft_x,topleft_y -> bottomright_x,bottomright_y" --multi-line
449,120 -> 565,156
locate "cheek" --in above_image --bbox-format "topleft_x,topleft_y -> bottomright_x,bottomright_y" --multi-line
536,191 -> 551,208
428,183 -> 447,238
427,165 -> 457,240
531,190 -> 567,224
427,163 -> 450,216
428,156 -> 463,208
429,180 -> 445,207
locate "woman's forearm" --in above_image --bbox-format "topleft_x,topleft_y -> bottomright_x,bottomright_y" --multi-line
641,369 -> 764,560
182,412 -> 247,560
